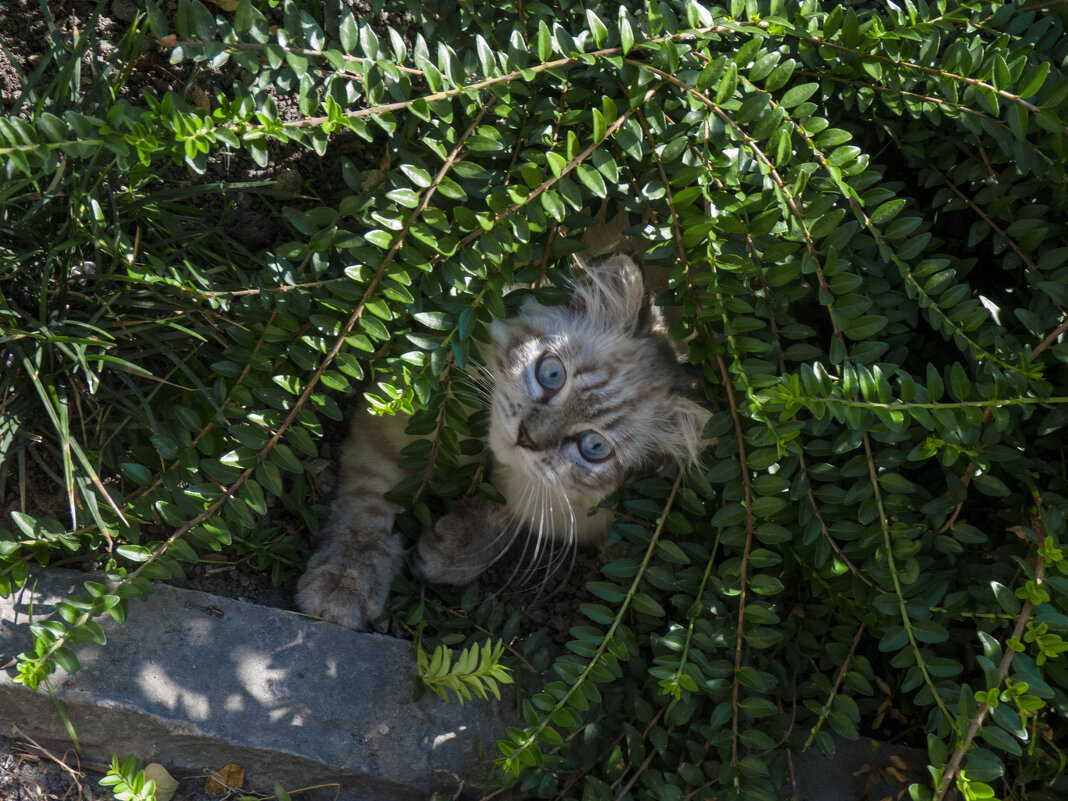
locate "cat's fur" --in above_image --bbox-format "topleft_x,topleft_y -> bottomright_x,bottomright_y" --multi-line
296,255 -> 708,629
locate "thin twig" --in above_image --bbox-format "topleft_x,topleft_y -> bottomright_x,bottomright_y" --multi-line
927,163 -> 1043,278
804,624 -> 867,747
10,725 -> 85,800
714,352 -> 756,774
934,516 -> 1049,800
164,37 -> 424,74
1033,316 -> 1068,361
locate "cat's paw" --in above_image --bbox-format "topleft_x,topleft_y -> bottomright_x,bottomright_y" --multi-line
296,533 -> 403,630
414,498 -> 506,585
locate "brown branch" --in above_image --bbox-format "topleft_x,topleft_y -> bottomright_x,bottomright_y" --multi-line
935,519 -> 1049,800
927,163 -> 1043,277
804,624 -> 866,746
715,353 -> 756,773
613,737 -> 668,801
1032,316 -> 1068,361
165,37 -> 424,75
801,34 -> 1059,129
799,454 -> 874,586
794,69 -> 988,118
427,95 -> 650,269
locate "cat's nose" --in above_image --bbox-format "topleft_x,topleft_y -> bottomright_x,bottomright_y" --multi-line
516,422 -> 536,450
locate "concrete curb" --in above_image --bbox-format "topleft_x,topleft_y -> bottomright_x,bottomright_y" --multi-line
0,570 -> 512,800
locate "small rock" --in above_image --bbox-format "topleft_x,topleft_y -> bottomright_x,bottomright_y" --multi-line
273,168 -> 303,196
111,0 -> 138,22
187,84 -> 211,113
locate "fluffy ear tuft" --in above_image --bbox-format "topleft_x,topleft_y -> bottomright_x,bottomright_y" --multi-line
568,255 -> 647,331
660,397 -> 711,466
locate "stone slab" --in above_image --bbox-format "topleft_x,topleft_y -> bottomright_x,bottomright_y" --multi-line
0,570 -> 512,800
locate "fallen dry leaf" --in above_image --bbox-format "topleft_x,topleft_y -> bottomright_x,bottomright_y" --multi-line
205,763 -> 244,794
144,763 -> 179,801
187,84 -> 211,113
204,0 -> 239,10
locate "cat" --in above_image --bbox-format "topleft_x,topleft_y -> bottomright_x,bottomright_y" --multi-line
296,254 -> 708,630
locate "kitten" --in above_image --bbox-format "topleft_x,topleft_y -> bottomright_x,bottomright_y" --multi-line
296,255 -> 708,630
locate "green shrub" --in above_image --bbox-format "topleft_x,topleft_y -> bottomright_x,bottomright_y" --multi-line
3,1 -> 1068,799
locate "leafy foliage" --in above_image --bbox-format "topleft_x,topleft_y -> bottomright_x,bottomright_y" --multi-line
416,635 -> 513,705
100,755 -> 158,801
3,0 -> 1068,800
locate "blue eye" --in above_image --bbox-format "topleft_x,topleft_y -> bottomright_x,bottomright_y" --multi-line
535,352 -> 566,391
578,431 -> 611,463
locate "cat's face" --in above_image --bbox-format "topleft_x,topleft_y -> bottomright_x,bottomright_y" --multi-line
485,257 -> 707,516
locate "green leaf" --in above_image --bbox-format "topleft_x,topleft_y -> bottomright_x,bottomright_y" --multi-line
912,620 -> 949,644
973,473 -> 1010,497
991,582 -> 1021,616
475,34 -> 496,76
780,82 -> 818,108
618,8 -> 635,54
537,20 -> 552,62
413,311 -> 453,330
870,198 -> 906,225
359,23 -> 379,59
1017,62 -> 1049,98
585,9 -> 608,49
716,62 -> 738,104
117,545 -> 152,562
842,315 -> 887,340
591,108 -> 607,143
980,726 -> 1023,756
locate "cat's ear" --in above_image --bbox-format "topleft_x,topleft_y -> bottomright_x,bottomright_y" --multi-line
568,254 -> 648,331
659,397 -> 711,466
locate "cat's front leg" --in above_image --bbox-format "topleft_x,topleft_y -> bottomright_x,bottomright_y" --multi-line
297,409 -> 409,630
295,498 -> 404,630
414,496 -> 512,585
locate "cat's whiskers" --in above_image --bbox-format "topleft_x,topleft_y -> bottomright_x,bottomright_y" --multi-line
449,372 -> 493,409
498,479 -> 546,591
529,479 -> 550,568
536,473 -> 580,590
481,473 -> 552,588
511,471 -> 579,596
489,477 -> 538,557
447,390 -> 490,410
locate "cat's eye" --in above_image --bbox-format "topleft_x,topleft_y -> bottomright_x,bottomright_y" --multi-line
535,352 -> 566,391
577,431 -> 611,463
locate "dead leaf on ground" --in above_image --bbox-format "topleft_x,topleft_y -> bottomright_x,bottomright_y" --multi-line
205,763 -> 244,794
145,763 -> 179,801
187,84 -> 211,113
205,0 -> 239,11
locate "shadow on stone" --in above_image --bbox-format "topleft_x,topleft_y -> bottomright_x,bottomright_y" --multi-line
0,569 -> 512,801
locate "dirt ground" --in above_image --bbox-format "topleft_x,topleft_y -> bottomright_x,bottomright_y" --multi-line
0,732 -> 226,801
0,733 -> 87,801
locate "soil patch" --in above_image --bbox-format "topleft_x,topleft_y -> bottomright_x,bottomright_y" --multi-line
0,732 -> 222,801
